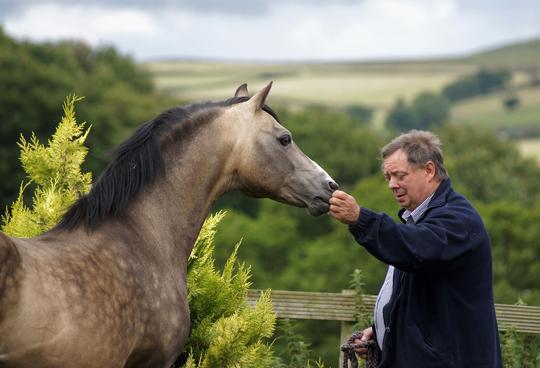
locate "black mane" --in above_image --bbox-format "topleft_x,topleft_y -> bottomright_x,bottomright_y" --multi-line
55,97 -> 279,231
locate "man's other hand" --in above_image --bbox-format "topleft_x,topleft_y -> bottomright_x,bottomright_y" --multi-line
354,326 -> 374,358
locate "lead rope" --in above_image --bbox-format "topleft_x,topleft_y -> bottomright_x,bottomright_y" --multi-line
340,331 -> 381,368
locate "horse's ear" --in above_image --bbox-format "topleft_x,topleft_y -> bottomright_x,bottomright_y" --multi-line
234,83 -> 249,97
250,81 -> 273,110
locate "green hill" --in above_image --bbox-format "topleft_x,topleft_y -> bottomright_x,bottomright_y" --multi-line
144,37 -> 539,107
463,37 -> 540,70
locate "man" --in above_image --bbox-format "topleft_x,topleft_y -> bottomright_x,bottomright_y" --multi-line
329,130 -> 502,367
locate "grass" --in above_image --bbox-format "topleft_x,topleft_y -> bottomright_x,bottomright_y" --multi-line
144,60 -> 474,132
143,60 -> 471,109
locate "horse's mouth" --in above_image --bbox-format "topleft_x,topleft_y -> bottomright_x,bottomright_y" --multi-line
307,196 -> 331,216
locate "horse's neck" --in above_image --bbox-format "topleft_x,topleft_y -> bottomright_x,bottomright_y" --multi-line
125,129 -> 234,269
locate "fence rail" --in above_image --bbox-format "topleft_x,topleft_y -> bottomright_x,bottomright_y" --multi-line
247,289 -> 540,335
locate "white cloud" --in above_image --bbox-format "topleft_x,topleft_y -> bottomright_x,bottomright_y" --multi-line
5,3 -> 160,44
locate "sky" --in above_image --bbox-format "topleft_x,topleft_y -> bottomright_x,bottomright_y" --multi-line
1,0 -> 539,62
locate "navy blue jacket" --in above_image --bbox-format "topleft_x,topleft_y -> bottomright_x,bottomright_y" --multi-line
348,179 -> 502,367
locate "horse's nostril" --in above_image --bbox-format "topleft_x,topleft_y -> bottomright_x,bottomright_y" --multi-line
328,180 -> 339,191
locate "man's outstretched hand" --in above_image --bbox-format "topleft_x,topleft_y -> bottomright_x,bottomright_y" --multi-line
329,190 -> 360,224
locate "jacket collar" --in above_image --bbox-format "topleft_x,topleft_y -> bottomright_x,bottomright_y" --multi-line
398,178 -> 452,223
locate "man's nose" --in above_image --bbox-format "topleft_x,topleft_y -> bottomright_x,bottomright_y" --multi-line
388,178 -> 399,190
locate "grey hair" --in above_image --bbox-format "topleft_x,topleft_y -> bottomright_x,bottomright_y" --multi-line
381,130 -> 449,180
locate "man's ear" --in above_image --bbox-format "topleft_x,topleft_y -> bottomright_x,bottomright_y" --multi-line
425,161 -> 436,181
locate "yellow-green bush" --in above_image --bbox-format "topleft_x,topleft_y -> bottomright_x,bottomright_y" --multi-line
180,211 -> 277,368
2,95 -> 92,236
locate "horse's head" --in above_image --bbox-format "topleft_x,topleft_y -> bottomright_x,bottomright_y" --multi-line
225,82 -> 338,216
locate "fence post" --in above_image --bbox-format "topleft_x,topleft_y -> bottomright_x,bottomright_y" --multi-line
339,289 -> 357,367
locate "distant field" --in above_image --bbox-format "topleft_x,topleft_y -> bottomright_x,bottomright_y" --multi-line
144,58 -> 539,140
144,60 -> 475,130
144,61 -> 472,110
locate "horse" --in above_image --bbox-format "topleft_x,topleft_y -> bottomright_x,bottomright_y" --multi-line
0,82 -> 338,367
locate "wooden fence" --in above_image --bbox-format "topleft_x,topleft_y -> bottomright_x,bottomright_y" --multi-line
247,289 -> 540,364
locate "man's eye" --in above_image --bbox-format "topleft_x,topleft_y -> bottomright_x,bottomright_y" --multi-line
278,134 -> 292,146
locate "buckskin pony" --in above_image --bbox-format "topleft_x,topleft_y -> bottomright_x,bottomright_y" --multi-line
0,83 -> 338,367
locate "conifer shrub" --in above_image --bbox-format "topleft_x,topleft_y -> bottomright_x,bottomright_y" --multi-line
2,95 -> 92,236
178,211 -> 277,367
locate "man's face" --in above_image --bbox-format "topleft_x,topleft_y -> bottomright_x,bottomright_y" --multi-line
383,149 -> 434,211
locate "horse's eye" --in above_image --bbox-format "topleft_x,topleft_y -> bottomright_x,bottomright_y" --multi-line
278,134 -> 292,146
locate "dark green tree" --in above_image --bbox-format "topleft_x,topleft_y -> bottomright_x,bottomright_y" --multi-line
0,27 -> 173,209
410,92 -> 450,129
345,104 -> 374,125
385,98 -> 417,132
438,125 -> 540,207
442,77 -> 480,102
480,201 -> 540,305
386,93 -> 449,132
442,68 -> 512,102
503,94 -> 520,111
476,69 -> 511,94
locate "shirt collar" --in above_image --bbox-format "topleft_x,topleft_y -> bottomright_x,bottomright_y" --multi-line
401,192 -> 435,224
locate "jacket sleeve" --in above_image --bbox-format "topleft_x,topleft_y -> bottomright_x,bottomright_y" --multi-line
348,206 -> 481,274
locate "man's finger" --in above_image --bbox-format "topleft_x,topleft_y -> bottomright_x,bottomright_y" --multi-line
352,337 -> 368,356
329,197 -> 346,206
331,190 -> 349,200
329,208 -> 341,217
329,203 -> 345,212
355,347 -> 368,357
328,197 -> 339,205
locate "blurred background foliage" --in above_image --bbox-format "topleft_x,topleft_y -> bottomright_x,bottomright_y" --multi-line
1,26 -> 539,365
0,26 -> 175,208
